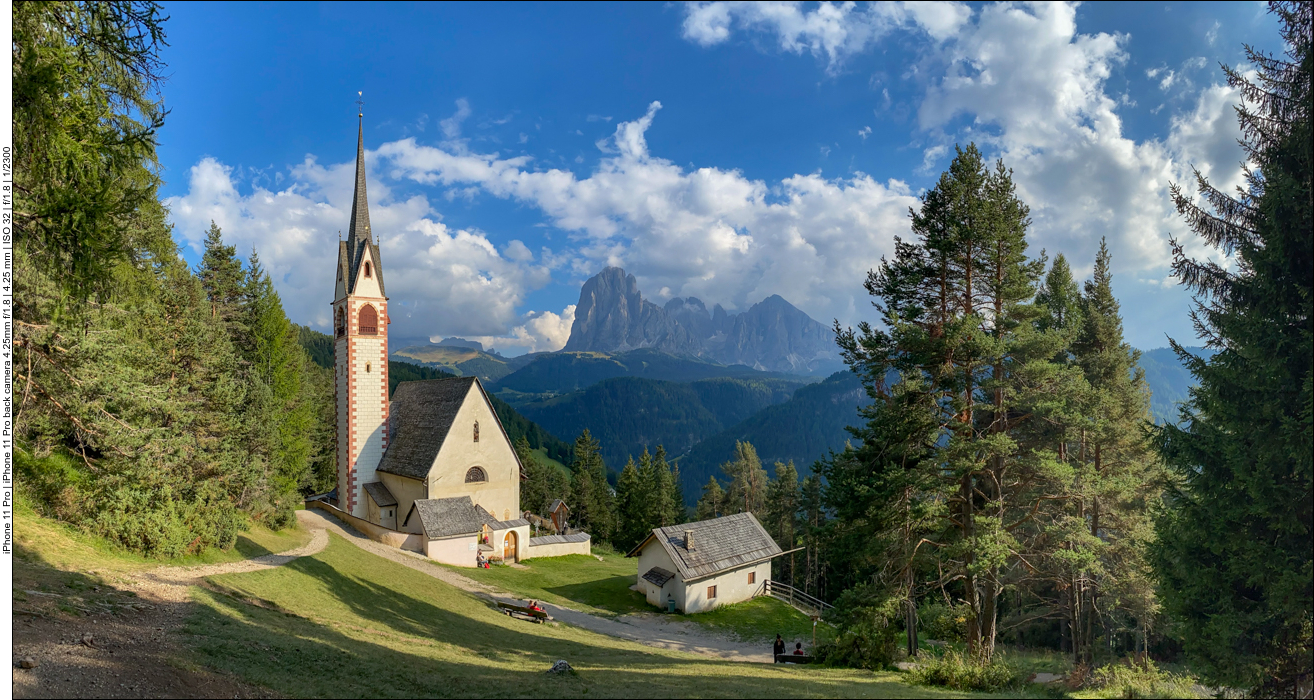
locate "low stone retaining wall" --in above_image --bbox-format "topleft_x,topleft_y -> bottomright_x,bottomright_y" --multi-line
306,500 -> 425,553
525,532 -> 591,559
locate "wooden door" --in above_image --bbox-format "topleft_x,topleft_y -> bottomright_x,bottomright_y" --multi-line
503,531 -> 516,561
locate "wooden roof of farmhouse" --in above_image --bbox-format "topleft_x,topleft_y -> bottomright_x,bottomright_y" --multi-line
376,377 -> 525,481
625,512 -> 783,582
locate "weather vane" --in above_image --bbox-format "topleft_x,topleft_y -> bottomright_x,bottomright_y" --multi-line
355,91 -> 364,117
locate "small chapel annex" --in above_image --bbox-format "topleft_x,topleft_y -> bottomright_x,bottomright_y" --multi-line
310,110 -> 589,567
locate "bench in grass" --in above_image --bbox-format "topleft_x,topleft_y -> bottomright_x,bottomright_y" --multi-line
775,654 -> 815,664
497,601 -> 551,623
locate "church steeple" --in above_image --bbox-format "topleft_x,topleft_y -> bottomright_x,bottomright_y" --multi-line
348,115 -> 372,243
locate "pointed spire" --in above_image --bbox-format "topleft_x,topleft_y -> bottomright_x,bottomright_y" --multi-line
348,115 -> 372,243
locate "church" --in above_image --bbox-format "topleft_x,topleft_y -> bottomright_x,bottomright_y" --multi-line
315,112 -> 589,566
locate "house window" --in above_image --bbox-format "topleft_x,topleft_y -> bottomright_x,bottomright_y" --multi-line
465,466 -> 487,483
473,421 -> 480,442
364,261 -> 372,278
748,572 -> 756,585
358,304 -> 378,335
707,585 -> 717,599
335,307 -> 345,338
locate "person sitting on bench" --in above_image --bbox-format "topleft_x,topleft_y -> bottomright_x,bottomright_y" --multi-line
793,642 -> 805,655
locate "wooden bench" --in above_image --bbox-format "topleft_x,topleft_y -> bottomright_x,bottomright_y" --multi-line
775,654 -> 815,664
496,602 -> 551,623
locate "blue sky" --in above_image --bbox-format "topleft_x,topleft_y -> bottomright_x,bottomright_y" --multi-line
158,1 -> 1284,354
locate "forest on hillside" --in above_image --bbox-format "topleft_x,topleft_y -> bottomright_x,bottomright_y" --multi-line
10,2 -> 1309,698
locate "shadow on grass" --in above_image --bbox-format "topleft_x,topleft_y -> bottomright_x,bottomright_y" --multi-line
544,574 -> 649,614
190,537 -> 945,698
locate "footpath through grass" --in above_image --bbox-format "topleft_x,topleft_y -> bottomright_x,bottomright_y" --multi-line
190,533 -> 969,699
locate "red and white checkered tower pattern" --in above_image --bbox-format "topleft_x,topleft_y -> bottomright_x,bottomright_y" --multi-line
333,112 -> 390,519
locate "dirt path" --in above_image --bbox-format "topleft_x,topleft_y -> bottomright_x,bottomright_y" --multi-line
298,508 -> 774,663
11,513 -> 328,699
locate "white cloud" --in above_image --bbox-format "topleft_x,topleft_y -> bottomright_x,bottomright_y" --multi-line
1206,20 -> 1220,46
469,305 -> 576,354
913,1 -> 1246,346
680,1 -> 971,69
375,104 -> 919,325
164,152 -> 551,340
440,98 -> 471,139
858,125 -> 872,140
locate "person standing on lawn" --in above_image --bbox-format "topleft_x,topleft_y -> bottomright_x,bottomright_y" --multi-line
773,634 -> 785,660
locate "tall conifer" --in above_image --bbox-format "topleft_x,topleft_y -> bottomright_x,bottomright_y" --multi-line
1153,4 -> 1312,692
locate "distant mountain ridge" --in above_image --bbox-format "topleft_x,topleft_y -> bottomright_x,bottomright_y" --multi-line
565,267 -> 842,375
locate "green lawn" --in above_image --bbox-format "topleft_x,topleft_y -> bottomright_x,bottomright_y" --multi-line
686,596 -> 836,647
454,550 -> 649,617
191,534 -> 971,698
531,447 -> 569,475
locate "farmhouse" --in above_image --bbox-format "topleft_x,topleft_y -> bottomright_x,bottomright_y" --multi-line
627,512 -> 785,614
313,112 -> 588,566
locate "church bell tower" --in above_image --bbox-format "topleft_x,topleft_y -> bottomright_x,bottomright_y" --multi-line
333,110 -> 389,519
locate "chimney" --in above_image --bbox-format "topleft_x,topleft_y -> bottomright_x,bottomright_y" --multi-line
684,530 -> 694,551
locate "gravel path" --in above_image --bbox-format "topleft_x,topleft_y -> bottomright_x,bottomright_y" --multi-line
298,508 -> 775,663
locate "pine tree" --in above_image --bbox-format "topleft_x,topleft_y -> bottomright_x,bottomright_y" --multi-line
799,474 -> 827,598
569,430 -> 600,534
1152,4 -> 1312,693
695,477 -> 725,521
668,458 -> 687,524
614,457 -> 647,550
197,222 -> 246,321
764,461 -> 800,585
721,441 -> 768,516
651,446 -> 677,528
515,436 -> 550,517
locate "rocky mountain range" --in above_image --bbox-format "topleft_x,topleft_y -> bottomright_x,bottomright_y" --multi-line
564,267 -> 842,375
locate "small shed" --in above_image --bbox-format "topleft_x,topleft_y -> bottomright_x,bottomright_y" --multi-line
626,512 -> 786,614
362,482 -> 398,530
548,499 -> 569,533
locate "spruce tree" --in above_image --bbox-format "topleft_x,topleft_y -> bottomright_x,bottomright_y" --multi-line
614,457 -> 646,550
695,477 -> 725,521
651,446 -> 678,527
668,458 -> 687,524
515,436 -> 550,517
569,430 -> 599,534
721,441 -> 768,516
765,461 -> 800,584
1152,4 -> 1312,692
197,221 -> 246,321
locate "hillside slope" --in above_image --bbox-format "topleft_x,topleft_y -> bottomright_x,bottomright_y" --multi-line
390,344 -> 536,383
675,371 -> 871,501
517,375 -> 805,470
493,347 -> 801,398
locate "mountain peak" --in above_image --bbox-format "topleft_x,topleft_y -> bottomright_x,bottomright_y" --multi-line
562,268 -> 841,374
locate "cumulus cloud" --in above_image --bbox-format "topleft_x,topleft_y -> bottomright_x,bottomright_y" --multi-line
681,1 -> 971,68
375,103 -> 919,324
914,1 -> 1246,345
164,151 -> 551,340
469,305 -> 577,354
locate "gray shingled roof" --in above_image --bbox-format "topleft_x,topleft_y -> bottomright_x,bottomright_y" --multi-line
377,377 -> 477,479
376,376 -> 525,482
362,482 -> 397,508
549,499 -> 568,513
642,567 -> 676,586
403,496 -> 495,539
528,533 -> 591,546
489,518 -> 530,530
626,512 -> 783,582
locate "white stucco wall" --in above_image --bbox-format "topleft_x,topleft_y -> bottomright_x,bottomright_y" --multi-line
380,473 -> 426,530
680,560 -> 773,614
425,534 -> 480,567
635,539 -> 681,608
524,538 -> 591,560
427,383 -> 520,522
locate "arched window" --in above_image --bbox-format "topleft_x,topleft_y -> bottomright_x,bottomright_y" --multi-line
473,421 -> 480,443
334,307 -> 345,338
358,304 -> 378,335
364,261 -> 372,278
465,466 -> 487,483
